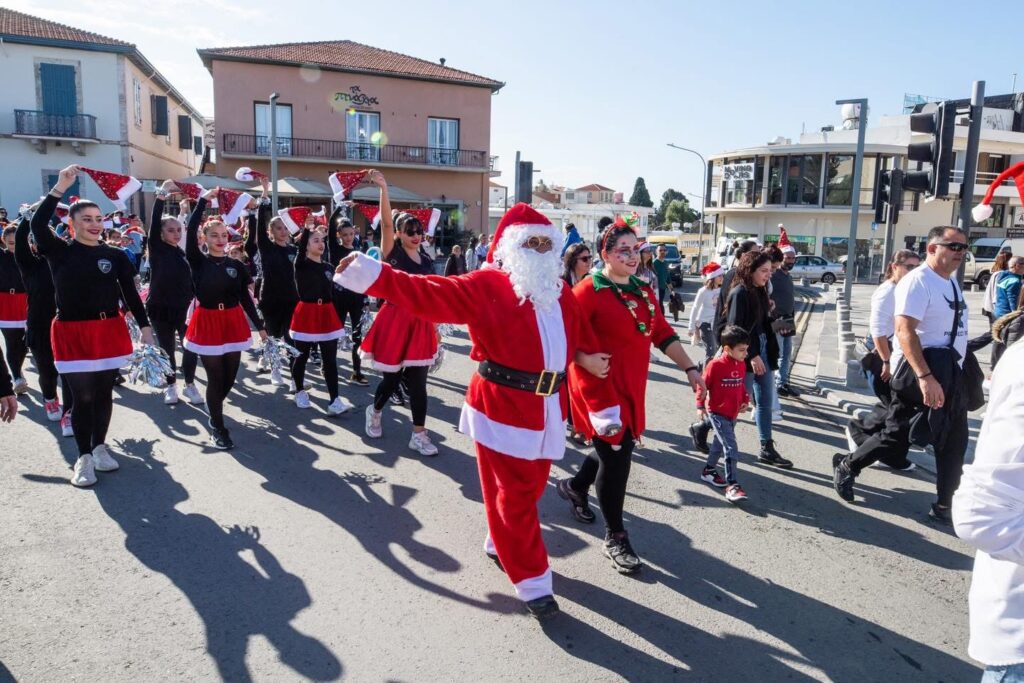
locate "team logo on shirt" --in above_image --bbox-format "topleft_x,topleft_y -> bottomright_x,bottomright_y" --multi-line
226,267 -> 237,278
97,259 -> 112,274
325,271 -> 333,281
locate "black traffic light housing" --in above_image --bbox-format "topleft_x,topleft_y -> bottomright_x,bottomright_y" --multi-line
904,102 -> 956,198
874,167 -> 904,225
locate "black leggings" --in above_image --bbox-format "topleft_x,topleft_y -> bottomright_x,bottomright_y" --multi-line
150,308 -> 198,385
259,299 -> 297,340
570,430 -> 636,535
334,296 -> 366,376
293,339 -> 338,400
1,327 -> 27,379
199,352 -> 241,431
374,366 -> 428,427
26,325 -> 72,409
64,371 -> 115,456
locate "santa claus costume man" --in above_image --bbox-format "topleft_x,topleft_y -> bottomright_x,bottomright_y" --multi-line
333,203 -> 616,618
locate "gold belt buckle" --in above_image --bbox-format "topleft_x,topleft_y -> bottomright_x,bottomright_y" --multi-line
534,370 -> 558,397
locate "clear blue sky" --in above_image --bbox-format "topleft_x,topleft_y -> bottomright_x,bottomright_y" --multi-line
12,0 -> 1023,207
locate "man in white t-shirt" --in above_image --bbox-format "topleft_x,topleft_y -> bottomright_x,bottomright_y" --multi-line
834,226 -> 971,523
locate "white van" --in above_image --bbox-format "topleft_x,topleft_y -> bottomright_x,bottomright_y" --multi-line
965,237 -> 1024,287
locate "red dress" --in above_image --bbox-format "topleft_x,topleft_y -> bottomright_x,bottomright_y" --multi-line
568,273 -> 679,443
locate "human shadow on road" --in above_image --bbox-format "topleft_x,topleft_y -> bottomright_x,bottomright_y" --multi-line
89,437 -> 343,683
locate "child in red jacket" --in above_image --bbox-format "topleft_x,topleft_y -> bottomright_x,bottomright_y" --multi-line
694,325 -> 751,502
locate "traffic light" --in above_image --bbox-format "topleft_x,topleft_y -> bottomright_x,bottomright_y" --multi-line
874,168 -> 904,225
904,102 -> 956,198
516,160 -> 533,204
875,168 -> 890,224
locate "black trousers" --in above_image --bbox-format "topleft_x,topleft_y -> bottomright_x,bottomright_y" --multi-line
1,327 -> 27,379
374,366 -> 428,426
847,374 -> 911,467
149,305 -> 198,385
64,371 -> 114,456
333,295 -> 366,376
293,339 -> 339,400
570,430 -> 636,535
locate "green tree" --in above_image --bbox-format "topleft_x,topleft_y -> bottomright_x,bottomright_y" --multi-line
628,177 -> 653,207
664,198 -> 700,229
654,188 -> 685,225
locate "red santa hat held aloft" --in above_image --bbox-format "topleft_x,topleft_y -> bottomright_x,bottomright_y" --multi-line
702,262 -> 725,281
401,208 -> 442,236
312,206 -> 328,227
777,225 -> 796,254
236,166 -> 268,183
487,203 -> 559,264
329,170 -> 369,203
352,202 -> 381,229
79,167 -> 142,210
278,206 -> 314,235
174,181 -> 205,202
216,188 -> 253,225
973,161 -> 1024,223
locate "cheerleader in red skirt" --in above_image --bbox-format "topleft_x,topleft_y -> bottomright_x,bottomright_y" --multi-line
288,220 -> 354,415
184,188 -> 266,449
358,171 -> 439,456
31,166 -> 157,487
0,224 -> 29,395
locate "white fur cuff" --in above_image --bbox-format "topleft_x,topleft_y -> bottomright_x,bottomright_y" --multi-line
589,406 -> 622,436
333,252 -> 383,293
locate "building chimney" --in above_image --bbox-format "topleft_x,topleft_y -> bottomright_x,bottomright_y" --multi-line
439,57 -> 446,66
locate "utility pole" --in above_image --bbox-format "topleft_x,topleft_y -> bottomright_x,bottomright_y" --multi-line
269,92 -> 280,212
836,98 -> 868,304
956,81 -> 985,285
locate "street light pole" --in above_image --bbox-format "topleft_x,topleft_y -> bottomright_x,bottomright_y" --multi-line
835,98 -> 868,304
269,92 -> 280,212
666,143 -> 708,269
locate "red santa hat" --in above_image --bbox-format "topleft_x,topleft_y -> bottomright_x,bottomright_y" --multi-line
174,181 -> 205,202
701,262 -> 725,281
236,166 -> 269,183
487,203 -> 559,264
352,202 -> 381,229
329,170 -> 369,203
401,208 -> 442,236
215,188 -> 253,225
972,161 -> 1024,223
79,167 -> 142,210
278,206 -> 314,235
55,202 -> 71,224
312,206 -> 328,227
777,225 -> 796,254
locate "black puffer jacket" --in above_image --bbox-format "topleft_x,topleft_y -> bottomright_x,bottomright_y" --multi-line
992,309 -> 1024,368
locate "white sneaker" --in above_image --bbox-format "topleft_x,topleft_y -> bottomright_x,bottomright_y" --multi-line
409,430 -> 438,456
365,405 -> 383,438
771,409 -> 784,422
44,398 -> 62,422
182,383 -> 204,405
327,396 -> 354,415
60,412 -> 74,437
13,377 -> 28,395
295,390 -> 311,409
163,385 -> 180,405
91,444 -> 119,472
70,454 -> 97,487
257,354 -> 269,372
271,368 -> 284,386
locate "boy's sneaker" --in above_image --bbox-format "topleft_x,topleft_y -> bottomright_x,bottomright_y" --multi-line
327,396 -> 354,415
689,421 -> 710,454
725,484 -> 748,503
44,399 -> 62,422
409,430 -> 438,456
757,440 -> 793,468
60,412 -> 74,437
365,405 -> 383,438
294,390 -> 311,409
182,383 -> 204,405
700,466 -> 728,488
70,454 -> 97,487
603,532 -> 642,574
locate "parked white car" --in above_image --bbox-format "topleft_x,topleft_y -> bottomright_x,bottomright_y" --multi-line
792,255 -> 844,284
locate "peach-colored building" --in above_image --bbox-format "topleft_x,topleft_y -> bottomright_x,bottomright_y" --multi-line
197,40 -> 503,236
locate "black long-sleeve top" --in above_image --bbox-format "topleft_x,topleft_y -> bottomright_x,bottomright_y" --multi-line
186,203 -> 264,329
14,218 -> 56,328
146,197 -> 196,310
294,229 -> 335,303
0,245 -> 25,294
726,282 -> 779,370
245,202 -> 297,304
31,194 -> 149,326
327,213 -> 365,306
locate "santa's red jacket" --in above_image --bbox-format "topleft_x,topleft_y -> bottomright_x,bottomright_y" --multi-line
335,253 -> 616,461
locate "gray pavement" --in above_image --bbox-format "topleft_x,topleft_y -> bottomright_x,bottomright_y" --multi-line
0,298 -> 981,682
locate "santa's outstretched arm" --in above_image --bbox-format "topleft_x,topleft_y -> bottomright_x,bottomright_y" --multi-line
334,251 -> 481,326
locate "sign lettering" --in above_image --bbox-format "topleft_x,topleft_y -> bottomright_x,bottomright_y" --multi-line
333,86 -> 379,107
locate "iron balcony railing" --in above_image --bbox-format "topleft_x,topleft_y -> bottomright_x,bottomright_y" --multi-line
221,133 -> 489,170
14,109 -> 97,139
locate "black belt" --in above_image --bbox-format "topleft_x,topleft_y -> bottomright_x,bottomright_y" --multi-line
56,309 -> 119,322
477,360 -> 565,397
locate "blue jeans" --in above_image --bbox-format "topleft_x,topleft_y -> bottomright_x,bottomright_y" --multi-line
982,663 -> 1024,682
698,323 -> 718,366
775,332 -> 793,386
706,413 -> 740,484
745,336 -> 775,443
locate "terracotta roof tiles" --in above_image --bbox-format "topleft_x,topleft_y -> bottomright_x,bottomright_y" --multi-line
0,7 -> 132,48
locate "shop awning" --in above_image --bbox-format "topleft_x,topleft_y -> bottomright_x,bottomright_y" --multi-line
350,184 -> 428,204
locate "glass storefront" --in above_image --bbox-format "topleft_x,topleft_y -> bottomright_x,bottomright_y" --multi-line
822,236 -> 885,282
824,154 -> 854,205
763,234 -> 815,254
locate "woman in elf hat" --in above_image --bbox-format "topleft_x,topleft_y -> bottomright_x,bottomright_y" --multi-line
360,170 -> 440,457
557,218 -> 706,575
32,165 -> 157,487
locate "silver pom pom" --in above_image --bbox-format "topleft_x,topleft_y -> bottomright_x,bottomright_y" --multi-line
126,344 -> 174,389
428,344 -> 446,375
436,323 -> 456,339
126,315 -> 142,344
261,337 -> 301,376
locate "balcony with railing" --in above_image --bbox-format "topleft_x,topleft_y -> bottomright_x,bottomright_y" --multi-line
220,133 -> 489,170
14,110 -> 98,140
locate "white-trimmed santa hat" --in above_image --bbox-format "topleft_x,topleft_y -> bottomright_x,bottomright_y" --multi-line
701,262 -> 725,281
236,166 -> 268,183
973,161 -> 1024,222
174,181 -> 205,202
216,188 -> 253,225
79,167 -> 141,210
487,203 -> 559,264
777,226 -> 796,254
329,170 -> 369,203
353,202 -> 381,229
399,208 -> 442,236
278,206 -> 314,235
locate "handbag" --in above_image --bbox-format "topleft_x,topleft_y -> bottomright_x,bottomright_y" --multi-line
771,316 -> 796,337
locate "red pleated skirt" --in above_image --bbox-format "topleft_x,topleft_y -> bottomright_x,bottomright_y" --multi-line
0,291 -> 27,328
290,301 -> 344,342
184,305 -> 253,355
360,302 -> 438,372
51,314 -> 133,373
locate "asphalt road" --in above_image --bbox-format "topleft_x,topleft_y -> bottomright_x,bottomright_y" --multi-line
0,298 -> 979,682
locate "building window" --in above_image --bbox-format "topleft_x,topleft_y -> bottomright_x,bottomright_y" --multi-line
707,160 -> 721,208
753,156 -> 765,205
824,154 -> 854,206
723,158 -> 754,206
346,111 -> 380,161
786,155 -> 822,206
427,117 -> 459,165
132,78 -> 142,127
768,157 -> 784,204
254,102 -> 292,155
151,94 -> 168,135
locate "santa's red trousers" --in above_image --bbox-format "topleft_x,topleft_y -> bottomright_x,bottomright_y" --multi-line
475,442 -> 553,601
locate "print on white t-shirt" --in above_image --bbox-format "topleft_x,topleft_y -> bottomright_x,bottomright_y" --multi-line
891,264 -> 968,368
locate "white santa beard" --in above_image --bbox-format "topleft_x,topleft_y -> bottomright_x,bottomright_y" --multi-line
493,228 -> 564,312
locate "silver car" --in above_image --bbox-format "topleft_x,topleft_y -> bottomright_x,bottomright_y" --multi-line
791,255 -> 844,284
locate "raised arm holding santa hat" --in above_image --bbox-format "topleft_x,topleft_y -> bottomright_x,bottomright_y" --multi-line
334,201 -> 616,618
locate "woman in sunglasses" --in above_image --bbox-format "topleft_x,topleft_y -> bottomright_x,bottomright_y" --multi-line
561,242 -> 592,287
359,171 -> 440,456
557,217 -> 706,575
